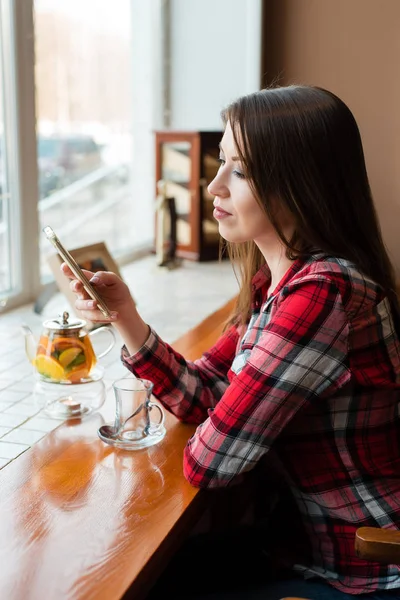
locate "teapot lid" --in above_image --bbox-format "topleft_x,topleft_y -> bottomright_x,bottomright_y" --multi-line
43,311 -> 86,331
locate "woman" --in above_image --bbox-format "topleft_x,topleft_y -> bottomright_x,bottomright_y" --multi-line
62,85 -> 400,599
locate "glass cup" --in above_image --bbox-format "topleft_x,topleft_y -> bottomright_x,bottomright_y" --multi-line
110,377 -> 166,449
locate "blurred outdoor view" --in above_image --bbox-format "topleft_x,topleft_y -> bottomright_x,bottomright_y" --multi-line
35,0 -> 135,281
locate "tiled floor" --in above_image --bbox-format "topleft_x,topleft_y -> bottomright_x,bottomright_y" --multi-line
0,255 -> 237,469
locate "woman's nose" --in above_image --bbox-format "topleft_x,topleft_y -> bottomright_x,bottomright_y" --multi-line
208,171 -> 228,197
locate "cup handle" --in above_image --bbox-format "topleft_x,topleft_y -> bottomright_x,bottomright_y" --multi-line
89,326 -> 116,358
145,401 -> 165,436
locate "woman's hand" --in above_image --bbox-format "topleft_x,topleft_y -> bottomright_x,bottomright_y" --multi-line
61,263 -> 133,323
60,263 -> 150,354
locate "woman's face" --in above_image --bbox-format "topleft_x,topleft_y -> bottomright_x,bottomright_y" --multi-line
208,121 -> 288,246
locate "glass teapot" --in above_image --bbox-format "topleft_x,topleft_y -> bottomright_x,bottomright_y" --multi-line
22,311 -> 116,384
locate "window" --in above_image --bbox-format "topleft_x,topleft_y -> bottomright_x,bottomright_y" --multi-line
34,0 -> 135,282
0,0 -> 161,312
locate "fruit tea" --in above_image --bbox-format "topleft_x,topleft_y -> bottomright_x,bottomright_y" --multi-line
34,331 -> 97,383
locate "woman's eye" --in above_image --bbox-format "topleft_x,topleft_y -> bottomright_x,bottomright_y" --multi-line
217,157 -> 245,179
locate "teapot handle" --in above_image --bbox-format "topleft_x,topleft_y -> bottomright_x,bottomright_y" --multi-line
89,326 -> 116,359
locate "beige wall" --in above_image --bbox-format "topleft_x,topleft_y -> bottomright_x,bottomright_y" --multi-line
263,0 -> 400,273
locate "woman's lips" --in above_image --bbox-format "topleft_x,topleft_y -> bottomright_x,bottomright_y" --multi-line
213,206 -> 232,220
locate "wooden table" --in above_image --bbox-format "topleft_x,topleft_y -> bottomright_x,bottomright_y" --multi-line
0,297 -> 236,600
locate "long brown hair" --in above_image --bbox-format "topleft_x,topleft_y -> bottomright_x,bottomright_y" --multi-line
221,85 -> 400,333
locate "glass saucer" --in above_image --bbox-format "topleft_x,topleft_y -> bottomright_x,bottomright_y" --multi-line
98,423 -> 166,450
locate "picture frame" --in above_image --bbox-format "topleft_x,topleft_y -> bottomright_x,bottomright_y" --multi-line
47,241 -> 122,315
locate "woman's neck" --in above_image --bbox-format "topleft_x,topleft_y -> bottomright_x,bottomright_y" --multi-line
258,242 -> 294,296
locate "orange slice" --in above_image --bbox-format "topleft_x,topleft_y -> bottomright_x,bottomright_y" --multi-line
36,344 -> 48,356
51,337 -> 86,353
58,347 -> 84,368
66,366 -> 91,383
38,335 -> 49,348
36,335 -> 50,357
34,355 -> 65,381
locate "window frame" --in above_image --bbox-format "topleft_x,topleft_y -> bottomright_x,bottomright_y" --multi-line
0,0 -> 40,311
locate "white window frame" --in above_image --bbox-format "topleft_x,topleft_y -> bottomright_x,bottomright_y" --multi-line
1,0 -> 39,311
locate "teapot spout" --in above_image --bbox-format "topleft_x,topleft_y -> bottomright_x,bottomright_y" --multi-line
21,324 -> 37,364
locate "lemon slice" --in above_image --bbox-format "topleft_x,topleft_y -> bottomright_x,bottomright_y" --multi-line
58,347 -> 83,368
34,355 -> 65,381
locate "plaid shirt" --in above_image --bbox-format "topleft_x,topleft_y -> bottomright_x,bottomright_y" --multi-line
122,254 -> 400,594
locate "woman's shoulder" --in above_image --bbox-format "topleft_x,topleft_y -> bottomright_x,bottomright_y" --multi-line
284,254 -> 383,312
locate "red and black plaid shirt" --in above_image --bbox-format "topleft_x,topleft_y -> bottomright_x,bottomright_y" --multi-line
122,254 -> 400,594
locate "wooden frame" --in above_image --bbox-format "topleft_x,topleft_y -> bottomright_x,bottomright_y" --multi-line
154,130 -> 222,262
47,241 -> 122,314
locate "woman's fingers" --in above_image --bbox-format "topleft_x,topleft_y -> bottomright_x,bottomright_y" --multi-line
76,309 -> 116,324
60,262 -> 95,281
88,271 -> 121,287
73,297 -> 118,322
74,297 -> 98,311
63,263 -> 113,300
69,278 -> 84,293
62,262 -> 120,290
62,262 -> 126,317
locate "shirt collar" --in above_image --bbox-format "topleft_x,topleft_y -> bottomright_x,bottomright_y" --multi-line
251,263 -> 271,293
251,256 -> 311,310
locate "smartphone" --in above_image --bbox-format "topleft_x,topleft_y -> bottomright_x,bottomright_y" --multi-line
43,226 -> 112,319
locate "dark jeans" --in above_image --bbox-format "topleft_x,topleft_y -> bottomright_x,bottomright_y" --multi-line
145,525 -> 400,600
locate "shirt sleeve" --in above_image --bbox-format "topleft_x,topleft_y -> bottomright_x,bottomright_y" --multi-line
121,324 -> 240,423
183,278 -> 351,488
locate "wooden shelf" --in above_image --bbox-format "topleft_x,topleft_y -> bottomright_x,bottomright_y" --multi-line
155,130 -> 222,262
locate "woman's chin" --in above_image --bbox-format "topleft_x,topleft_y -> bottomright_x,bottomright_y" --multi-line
221,236 -> 248,244
218,227 -> 247,244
